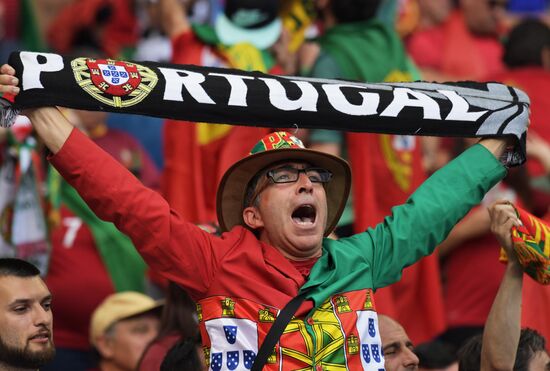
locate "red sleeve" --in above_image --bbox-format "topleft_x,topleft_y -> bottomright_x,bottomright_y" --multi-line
49,128 -> 239,299
171,29 -> 207,64
137,144 -> 161,190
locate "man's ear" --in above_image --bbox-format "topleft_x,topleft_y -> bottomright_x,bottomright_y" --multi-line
243,206 -> 264,230
95,334 -> 115,359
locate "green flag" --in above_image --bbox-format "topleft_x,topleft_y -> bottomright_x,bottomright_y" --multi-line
49,168 -> 147,292
21,0 -> 47,51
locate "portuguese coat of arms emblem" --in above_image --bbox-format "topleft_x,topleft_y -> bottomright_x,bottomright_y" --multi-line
71,57 -> 158,107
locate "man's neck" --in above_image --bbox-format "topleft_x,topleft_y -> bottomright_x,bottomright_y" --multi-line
0,361 -> 36,371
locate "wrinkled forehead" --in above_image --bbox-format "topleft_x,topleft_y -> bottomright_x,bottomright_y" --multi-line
261,160 -> 313,173
379,316 -> 410,345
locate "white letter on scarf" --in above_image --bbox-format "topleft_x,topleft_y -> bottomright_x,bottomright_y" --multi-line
159,68 -> 215,104
322,84 -> 379,116
438,90 -> 488,121
260,78 -> 318,111
381,87 -> 441,119
20,52 -> 64,91
209,73 -> 254,107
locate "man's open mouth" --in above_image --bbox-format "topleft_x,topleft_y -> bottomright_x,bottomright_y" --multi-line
292,204 -> 317,225
29,332 -> 50,342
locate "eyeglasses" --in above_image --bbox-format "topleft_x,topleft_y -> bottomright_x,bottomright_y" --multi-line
266,166 -> 333,184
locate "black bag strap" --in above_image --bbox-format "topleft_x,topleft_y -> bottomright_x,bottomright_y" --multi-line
251,292 -> 308,371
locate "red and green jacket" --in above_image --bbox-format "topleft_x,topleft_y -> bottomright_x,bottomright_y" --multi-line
50,128 -> 506,370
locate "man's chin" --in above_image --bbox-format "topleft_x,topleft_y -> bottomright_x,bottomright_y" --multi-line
291,235 -> 323,255
0,339 -> 56,369
28,340 -> 55,353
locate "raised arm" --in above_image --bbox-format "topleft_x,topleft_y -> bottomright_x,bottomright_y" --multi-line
0,64 -> 224,299
481,201 -> 523,371
364,139 -> 509,288
159,0 -> 191,39
436,138 -> 515,258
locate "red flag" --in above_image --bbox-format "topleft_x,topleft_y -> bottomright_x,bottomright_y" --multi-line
348,133 -> 446,343
163,123 -> 268,223
163,30 -> 271,223
490,67 -> 550,177
510,209 -> 550,340
408,10 -> 504,81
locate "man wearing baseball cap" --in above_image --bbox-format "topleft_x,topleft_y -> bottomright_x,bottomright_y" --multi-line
0,69 -> 515,370
89,292 -> 162,371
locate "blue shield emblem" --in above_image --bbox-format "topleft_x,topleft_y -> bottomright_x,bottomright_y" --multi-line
211,352 -> 222,371
362,344 -> 371,363
371,344 -> 381,362
393,135 -> 415,150
368,318 -> 376,338
223,325 -> 238,344
99,64 -> 129,86
243,350 -> 256,369
227,351 -> 239,370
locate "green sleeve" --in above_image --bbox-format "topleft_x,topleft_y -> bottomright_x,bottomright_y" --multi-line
309,50 -> 344,80
345,144 -> 507,289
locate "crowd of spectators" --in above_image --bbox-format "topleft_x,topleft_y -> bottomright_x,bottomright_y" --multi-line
1,0 -> 550,370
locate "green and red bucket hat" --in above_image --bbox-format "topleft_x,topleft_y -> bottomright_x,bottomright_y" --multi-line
216,131 -> 351,236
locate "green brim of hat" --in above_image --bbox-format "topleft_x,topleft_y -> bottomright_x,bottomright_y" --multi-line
214,12 -> 282,49
216,147 -> 351,236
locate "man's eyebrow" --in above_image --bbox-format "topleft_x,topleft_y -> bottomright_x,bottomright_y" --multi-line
41,294 -> 53,302
9,294 -> 52,306
383,342 -> 400,352
8,298 -> 32,306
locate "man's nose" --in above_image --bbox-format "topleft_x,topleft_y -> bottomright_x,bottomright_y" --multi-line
33,306 -> 52,327
296,172 -> 313,193
403,347 -> 420,369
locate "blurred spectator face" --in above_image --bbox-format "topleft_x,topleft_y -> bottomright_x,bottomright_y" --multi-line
528,350 -> 550,370
461,0 -> 507,36
379,315 -> 419,371
97,313 -> 160,371
418,0 -> 453,26
0,275 -> 55,369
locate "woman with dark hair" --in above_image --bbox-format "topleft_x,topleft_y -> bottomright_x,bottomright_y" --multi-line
160,335 -> 204,371
138,281 -> 201,370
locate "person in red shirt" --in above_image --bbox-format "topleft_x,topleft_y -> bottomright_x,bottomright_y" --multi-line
458,201 -> 550,371
138,282 -> 200,370
0,65 -> 516,370
407,0 -> 507,82
489,18 -> 550,216
42,109 -> 160,371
